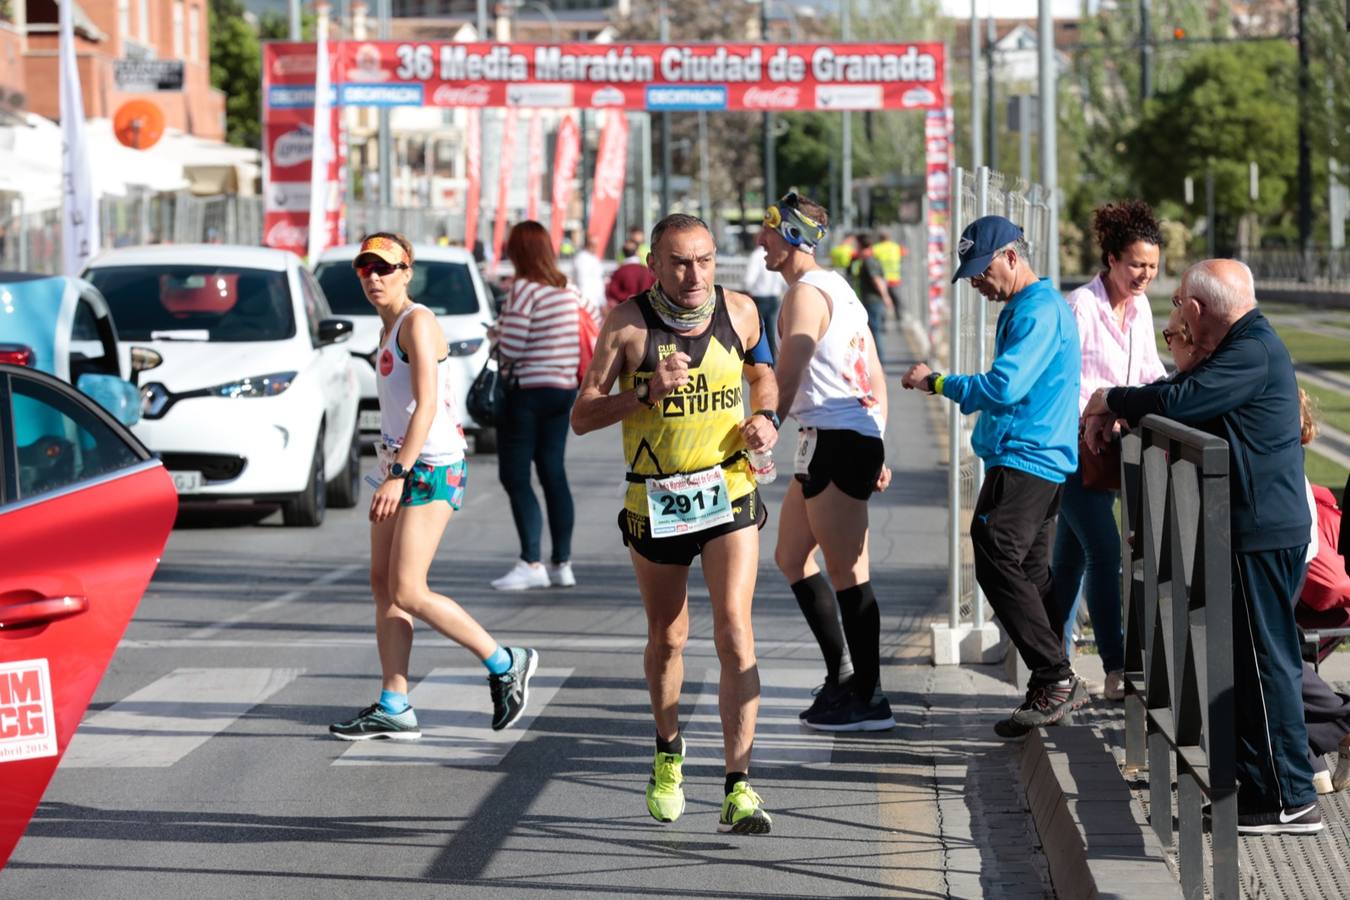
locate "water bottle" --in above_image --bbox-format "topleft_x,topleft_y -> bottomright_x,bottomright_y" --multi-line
747,448 -> 777,485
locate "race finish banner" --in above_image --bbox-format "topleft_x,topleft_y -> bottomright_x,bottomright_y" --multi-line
264,41 -> 946,112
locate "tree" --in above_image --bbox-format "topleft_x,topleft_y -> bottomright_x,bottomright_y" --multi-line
209,0 -> 263,148
1124,40 -> 1298,254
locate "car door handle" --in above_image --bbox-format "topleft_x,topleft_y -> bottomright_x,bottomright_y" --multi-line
0,595 -> 90,629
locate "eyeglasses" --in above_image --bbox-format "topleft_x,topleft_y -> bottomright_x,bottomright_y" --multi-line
1162,328 -> 1178,346
356,261 -> 409,278
1172,293 -> 1204,309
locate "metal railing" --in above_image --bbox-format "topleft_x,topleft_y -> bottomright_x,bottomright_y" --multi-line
941,166 -> 1055,643
1242,247 -> 1350,288
1121,415 -> 1237,900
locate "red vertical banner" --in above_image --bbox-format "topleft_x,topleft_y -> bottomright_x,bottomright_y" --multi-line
490,109 -> 519,275
525,110 -> 544,223
586,111 -> 629,256
549,114 -> 580,252
464,109 -> 481,252
925,108 -> 952,350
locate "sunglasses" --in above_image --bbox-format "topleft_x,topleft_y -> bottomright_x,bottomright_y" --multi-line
356,261 -> 409,278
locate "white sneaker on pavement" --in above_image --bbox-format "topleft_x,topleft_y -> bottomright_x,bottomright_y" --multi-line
548,562 -> 576,588
491,561 -> 550,591
1104,670 -> 1125,701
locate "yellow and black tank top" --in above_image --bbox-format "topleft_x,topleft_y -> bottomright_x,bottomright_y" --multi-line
620,286 -> 754,516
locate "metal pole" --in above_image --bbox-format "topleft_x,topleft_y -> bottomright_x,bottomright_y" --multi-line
377,0 -> 392,206
973,166 -> 989,629
1037,0 -> 1059,286
762,0 -> 776,203
985,17 -> 997,171
1140,0 -> 1153,100
1019,97 -> 1031,187
659,9 -> 672,215
289,0 -> 301,39
1297,0 -> 1313,281
969,1 -> 982,170
580,110 -> 591,231
948,168 -> 965,633
841,0 -> 852,231
1206,162 -> 1216,259
698,110 -> 711,223
477,0 -> 488,36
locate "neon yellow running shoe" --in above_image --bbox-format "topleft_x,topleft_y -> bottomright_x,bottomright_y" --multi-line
646,749 -> 686,823
718,781 -> 772,835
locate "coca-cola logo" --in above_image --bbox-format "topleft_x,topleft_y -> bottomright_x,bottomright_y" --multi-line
742,86 -> 800,109
265,219 -> 308,250
432,84 -> 492,107
273,128 -> 312,169
272,54 -> 316,78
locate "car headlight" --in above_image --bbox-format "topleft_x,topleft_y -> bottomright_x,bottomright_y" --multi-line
447,338 -> 484,357
210,371 -> 299,398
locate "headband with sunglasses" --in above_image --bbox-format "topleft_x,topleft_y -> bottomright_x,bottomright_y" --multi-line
763,192 -> 827,250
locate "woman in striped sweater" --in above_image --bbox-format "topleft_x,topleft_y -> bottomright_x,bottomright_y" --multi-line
490,221 -> 600,591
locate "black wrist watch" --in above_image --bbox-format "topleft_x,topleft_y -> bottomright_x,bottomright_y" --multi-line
755,409 -> 781,430
634,381 -> 656,408
388,462 -> 409,479
923,372 -> 942,395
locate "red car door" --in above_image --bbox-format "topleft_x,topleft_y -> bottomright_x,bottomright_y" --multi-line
0,364 -> 177,869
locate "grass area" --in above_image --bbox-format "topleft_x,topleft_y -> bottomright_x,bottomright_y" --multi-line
1300,380 -> 1350,440
1304,449 -> 1347,497
1276,326 -> 1350,374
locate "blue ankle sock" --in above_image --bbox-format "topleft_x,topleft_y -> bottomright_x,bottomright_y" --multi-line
378,690 -> 409,714
483,645 -> 512,675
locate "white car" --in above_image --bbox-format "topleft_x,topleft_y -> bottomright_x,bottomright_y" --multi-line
83,245 -> 362,526
312,243 -> 496,452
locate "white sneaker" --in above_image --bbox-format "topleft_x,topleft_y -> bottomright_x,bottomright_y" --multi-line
547,562 -> 576,588
1104,670 -> 1125,701
491,561 -> 549,591
1313,770 -> 1333,795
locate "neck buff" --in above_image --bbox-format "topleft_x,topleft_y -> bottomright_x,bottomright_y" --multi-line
647,283 -> 716,332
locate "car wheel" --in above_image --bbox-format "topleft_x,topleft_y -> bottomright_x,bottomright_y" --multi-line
281,428 -> 327,527
327,425 -> 361,509
472,427 -> 497,455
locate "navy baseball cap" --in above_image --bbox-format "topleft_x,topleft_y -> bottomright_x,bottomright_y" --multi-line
952,215 -> 1024,283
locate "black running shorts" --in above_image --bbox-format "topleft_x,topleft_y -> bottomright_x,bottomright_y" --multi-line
618,489 -> 767,567
796,428 -> 885,501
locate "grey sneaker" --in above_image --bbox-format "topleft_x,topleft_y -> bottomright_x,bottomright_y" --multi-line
489,647 -> 539,731
994,675 -> 1089,739
329,704 -> 421,741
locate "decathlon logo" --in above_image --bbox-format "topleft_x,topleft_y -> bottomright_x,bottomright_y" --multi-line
645,86 -> 727,111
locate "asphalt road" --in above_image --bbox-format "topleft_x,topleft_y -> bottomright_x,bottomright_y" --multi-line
1,349 -> 1055,899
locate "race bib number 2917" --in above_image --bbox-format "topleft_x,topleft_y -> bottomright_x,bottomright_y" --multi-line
645,467 -> 734,538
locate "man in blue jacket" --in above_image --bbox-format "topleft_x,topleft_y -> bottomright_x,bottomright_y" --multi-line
1084,259 -> 1321,835
903,216 -> 1084,738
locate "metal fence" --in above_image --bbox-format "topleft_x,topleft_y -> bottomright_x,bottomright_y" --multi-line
1121,416 -> 1237,900
1243,247 -> 1350,287
941,167 -> 1055,643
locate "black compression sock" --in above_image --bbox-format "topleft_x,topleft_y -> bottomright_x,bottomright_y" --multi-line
791,573 -> 849,684
656,732 -> 684,756
725,771 -> 748,795
837,581 -> 881,700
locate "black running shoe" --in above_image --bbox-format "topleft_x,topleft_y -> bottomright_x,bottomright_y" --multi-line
488,647 -> 538,731
993,675 -> 1088,739
329,704 -> 421,741
1238,803 -> 1324,835
799,680 -> 847,720
804,692 -> 896,732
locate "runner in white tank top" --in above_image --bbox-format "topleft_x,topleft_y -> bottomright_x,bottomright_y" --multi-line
376,302 -> 467,466
328,233 -> 538,745
758,194 -> 895,735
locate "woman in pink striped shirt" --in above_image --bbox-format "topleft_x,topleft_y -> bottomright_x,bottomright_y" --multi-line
489,221 -> 600,591
1054,201 -> 1167,700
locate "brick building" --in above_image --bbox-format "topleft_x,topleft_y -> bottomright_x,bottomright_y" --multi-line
6,0 -> 224,139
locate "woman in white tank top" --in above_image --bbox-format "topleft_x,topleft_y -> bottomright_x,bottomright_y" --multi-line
328,233 -> 538,743
757,195 -> 896,735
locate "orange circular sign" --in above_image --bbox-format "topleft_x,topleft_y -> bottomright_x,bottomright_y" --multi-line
113,100 -> 165,150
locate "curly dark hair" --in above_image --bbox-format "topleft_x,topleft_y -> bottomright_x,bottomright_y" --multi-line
1092,200 -> 1163,271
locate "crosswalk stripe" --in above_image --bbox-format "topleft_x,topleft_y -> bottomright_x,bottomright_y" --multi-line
62,667 -> 304,768
682,667 -> 835,769
333,666 -> 571,767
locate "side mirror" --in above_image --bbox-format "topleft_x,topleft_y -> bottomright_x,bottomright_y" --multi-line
77,373 -> 142,426
318,318 -> 353,346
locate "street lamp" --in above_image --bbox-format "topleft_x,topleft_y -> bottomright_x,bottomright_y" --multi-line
748,0 -> 802,205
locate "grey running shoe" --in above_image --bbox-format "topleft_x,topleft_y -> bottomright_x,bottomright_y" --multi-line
329,704 -> 421,741
489,647 -> 539,731
994,676 -> 1089,739
1238,803 -> 1324,835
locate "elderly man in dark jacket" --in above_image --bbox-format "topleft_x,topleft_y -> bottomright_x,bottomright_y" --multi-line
1085,258 -> 1320,835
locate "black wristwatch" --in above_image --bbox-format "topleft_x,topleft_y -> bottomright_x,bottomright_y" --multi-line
923,372 -> 942,395
388,462 -> 409,479
755,409 -> 781,430
634,381 -> 656,408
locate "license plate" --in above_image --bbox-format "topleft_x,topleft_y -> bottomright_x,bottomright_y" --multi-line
359,410 -> 382,431
170,471 -> 203,494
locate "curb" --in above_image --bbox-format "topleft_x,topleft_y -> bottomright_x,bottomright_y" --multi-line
1017,727 -> 1183,899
